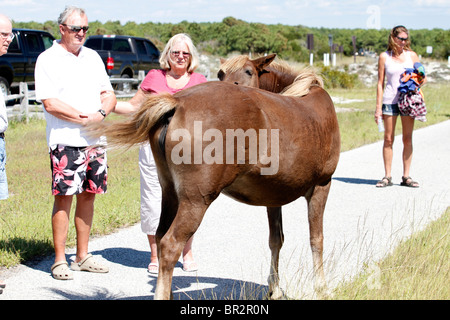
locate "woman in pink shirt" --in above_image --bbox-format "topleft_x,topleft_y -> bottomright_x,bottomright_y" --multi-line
375,25 -> 423,188
115,33 -> 207,274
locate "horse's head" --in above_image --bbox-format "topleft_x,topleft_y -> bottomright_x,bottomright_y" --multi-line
218,54 -> 276,88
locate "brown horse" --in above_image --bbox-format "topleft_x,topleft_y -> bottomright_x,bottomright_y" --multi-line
88,55 -> 340,300
218,53 -> 323,95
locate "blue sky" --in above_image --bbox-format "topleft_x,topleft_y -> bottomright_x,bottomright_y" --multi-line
1,0 -> 449,29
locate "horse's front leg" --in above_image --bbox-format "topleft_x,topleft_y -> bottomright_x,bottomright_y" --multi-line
267,206 -> 284,299
305,180 -> 332,298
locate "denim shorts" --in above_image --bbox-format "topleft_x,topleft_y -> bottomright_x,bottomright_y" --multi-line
382,103 -> 401,116
0,138 -> 8,200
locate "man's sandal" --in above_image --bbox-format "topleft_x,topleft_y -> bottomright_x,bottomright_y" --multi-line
376,176 -> 393,188
70,254 -> 109,273
400,176 -> 419,188
51,261 -> 74,280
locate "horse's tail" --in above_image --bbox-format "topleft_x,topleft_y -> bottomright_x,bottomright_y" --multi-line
86,93 -> 178,149
281,66 -> 324,97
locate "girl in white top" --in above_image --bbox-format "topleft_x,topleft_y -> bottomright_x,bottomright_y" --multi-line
375,25 -> 424,188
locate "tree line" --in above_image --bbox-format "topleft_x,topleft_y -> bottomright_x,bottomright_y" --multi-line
14,16 -> 450,62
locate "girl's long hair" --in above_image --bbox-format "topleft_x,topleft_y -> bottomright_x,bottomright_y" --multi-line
387,25 -> 411,56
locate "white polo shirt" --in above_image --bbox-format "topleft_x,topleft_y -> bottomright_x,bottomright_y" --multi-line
35,40 -> 113,149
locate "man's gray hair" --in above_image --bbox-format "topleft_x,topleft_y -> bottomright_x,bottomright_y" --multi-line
0,13 -> 12,24
57,5 -> 86,25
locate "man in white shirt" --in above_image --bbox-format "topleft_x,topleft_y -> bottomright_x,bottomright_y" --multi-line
35,6 -> 116,280
0,12 -> 13,295
0,14 -> 12,201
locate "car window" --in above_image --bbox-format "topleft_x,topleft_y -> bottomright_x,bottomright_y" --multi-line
85,38 -> 102,50
24,33 -> 42,53
113,39 -> 132,52
144,41 -> 159,57
135,40 -> 147,55
42,34 -> 54,50
7,33 -> 21,53
103,38 -> 114,51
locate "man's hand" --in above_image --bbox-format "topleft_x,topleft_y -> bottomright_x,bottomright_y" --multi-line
79,111 -> 104,125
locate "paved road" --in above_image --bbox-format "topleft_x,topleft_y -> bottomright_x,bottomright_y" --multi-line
1,120 -> 449,300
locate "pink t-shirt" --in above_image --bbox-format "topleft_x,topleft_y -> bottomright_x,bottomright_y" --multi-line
140,69 -> 207,94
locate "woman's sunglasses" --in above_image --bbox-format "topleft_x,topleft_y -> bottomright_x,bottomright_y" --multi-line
170,51 -> 191,58
396,36 -> 408,42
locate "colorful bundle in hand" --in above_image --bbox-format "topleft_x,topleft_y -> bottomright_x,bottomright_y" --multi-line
398,62 -> 427,122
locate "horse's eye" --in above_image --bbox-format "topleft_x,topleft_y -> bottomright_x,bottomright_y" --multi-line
245,69 -> 253,76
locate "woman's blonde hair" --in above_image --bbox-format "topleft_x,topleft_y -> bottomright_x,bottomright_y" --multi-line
387,25 -> 411,56
159,33 -> 200,73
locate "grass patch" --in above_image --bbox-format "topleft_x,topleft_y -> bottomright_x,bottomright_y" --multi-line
333,207 -> 450,300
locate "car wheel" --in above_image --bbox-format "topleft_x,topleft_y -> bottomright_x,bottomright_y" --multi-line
0,77 -> 10,99
119,74 -> 131,93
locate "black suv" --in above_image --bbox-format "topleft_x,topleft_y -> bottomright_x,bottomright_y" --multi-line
84,35 -> 160,81
0,28 -> 55,96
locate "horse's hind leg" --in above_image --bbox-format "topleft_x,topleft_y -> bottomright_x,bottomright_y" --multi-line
154,197 -> 209,300
305,179 -> 332,298
267,206 -> 284,299
153,190 -> 178,300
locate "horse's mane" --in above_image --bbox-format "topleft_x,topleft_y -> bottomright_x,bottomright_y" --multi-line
220,55 -> 323,97
281,66 -> 324,97
219,55 -> 250,74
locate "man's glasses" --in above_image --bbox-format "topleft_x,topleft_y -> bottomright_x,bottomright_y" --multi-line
62,24 -> 89,34
170,51 -> 191,58
396,36 -> 408,42
0,32 -> 15,41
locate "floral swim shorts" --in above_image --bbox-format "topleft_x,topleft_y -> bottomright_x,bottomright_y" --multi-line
50,145 -> 107,196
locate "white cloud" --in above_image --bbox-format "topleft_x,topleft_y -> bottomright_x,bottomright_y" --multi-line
414,0 -> 450,6
0,0 -> 35,5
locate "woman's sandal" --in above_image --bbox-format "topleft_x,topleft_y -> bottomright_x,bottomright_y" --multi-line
51,261 -> 74,280
400,176 -> 419,188
147,262 -> 159,274
182,261 -> 198,272
376,176 -> 393,188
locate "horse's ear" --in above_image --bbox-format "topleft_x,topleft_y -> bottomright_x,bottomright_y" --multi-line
220,58 -> 227,65
217,69 -> 225,81
252,54 -> 277,71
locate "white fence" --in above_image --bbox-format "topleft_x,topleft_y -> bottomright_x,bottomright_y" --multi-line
5,78 -> 141,122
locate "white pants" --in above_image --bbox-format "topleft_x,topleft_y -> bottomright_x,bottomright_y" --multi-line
139,143 -> 162,235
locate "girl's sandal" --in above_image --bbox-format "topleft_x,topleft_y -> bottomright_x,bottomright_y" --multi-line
376,176 -> 393,188
400,176 -> 419,188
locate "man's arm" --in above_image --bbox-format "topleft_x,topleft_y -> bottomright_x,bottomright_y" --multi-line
42,98 -> 87,124
42,90 -> 117,125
